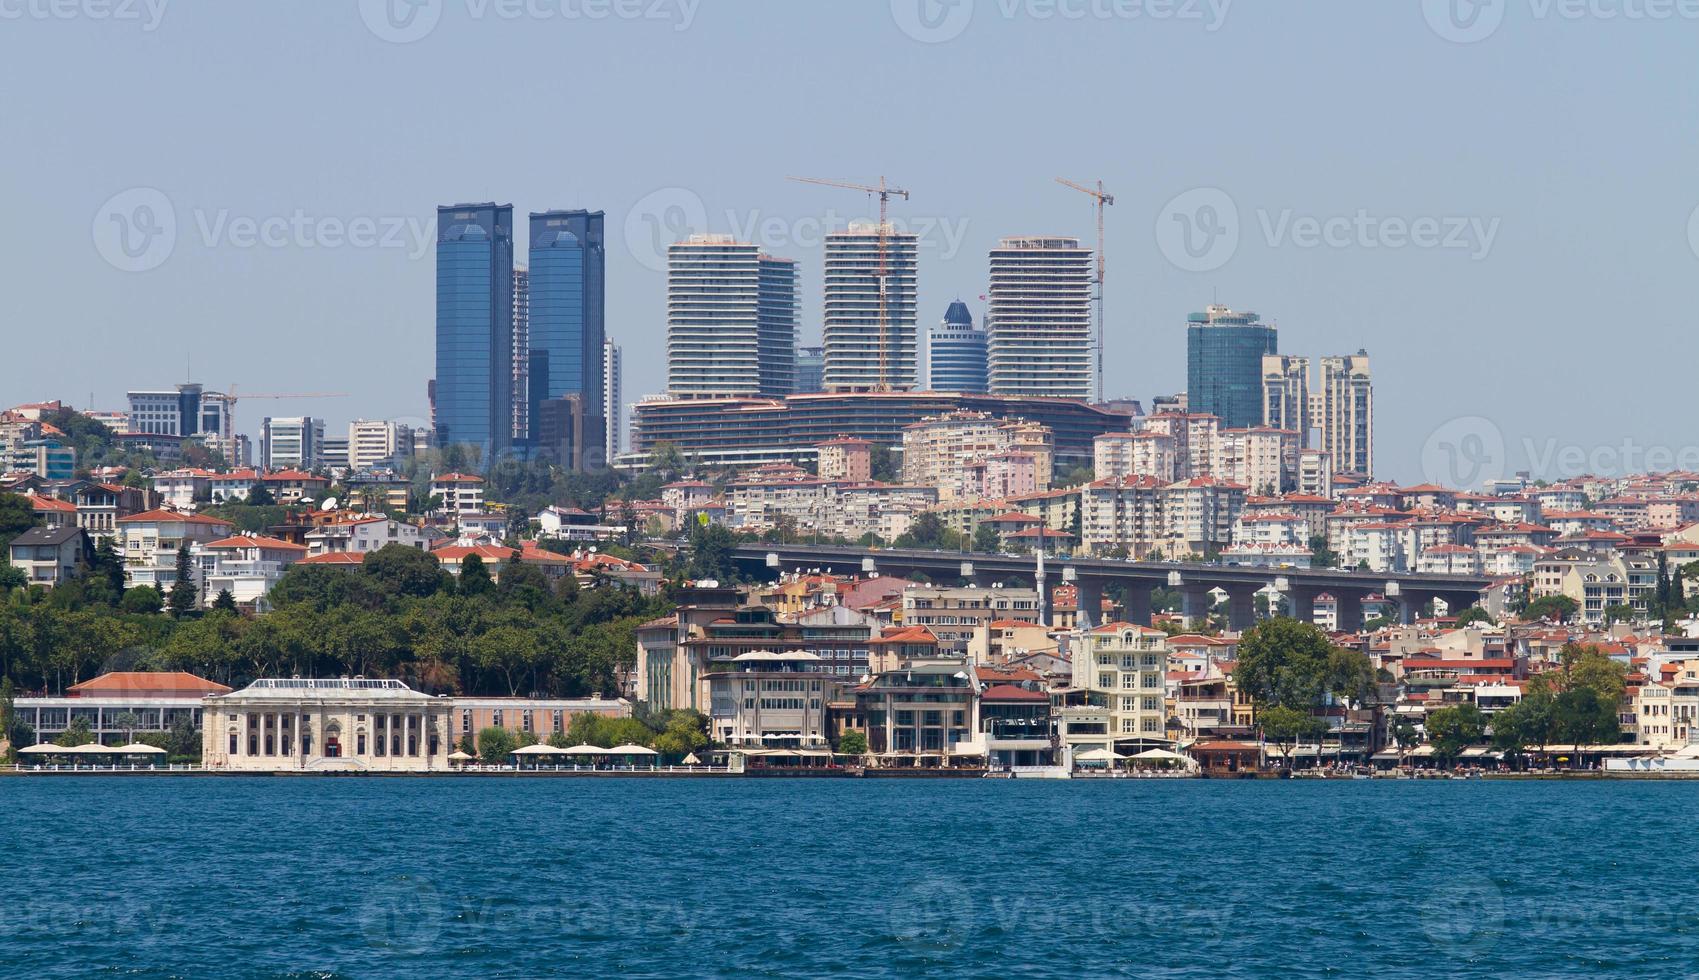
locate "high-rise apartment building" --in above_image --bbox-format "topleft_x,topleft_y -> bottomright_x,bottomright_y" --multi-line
822,223 -> 918,391
525,210 -> 606,457
435,203 -> 514,460
986,237 -> 1095,401
794,346 -> 825,393
348,419 -> 416,472
1186,304 -> 1277,429
1260,355 -> 1310,437
261,417 -> 324,471
925,300 -> 988,393
1318,351 -> 1373,478
666,235 -> 798,398
511,265 -> 529,441
603,339 -> 622,463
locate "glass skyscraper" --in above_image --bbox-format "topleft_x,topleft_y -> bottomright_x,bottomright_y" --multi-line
435,203 -> 514,460
1186,304 -> 1277,429
925,299 -> 988,393
525,210 -> 606,449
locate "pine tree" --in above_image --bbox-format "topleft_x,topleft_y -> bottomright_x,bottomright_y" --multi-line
167,543 -> 198,617
213,588 -> 237,611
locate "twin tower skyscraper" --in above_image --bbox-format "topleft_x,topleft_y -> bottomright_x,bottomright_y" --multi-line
433,203 -> 607,466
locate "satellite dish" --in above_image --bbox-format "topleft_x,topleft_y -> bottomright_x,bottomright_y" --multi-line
321,497 -> 339,511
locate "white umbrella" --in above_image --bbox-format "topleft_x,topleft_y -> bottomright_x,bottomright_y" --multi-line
447,750 -> 474,762
681,752 -> 702,765
113,743 -> 166,754
1130,748 -> 1190,762
1074,747 -> 1127,762
511,743 -> 562,755
562,744 -> 608,755
19,744 -> 72,755
607,744 -> 658,756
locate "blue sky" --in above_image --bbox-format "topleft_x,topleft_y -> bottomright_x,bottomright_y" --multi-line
3,0 -> 1697,484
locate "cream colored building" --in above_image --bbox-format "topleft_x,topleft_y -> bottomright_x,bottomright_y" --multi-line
1059,623 -> 1171,760
202,678 -> 453,773
901,411 -> 1053,500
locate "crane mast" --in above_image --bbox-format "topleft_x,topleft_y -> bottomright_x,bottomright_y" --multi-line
1055,177 -> 1114,402
787,175 -> 910,390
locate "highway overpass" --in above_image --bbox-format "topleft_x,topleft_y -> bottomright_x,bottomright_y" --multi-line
732,544 -> 1491,632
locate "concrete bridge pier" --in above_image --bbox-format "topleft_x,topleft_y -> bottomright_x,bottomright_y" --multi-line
1121,582 -> 1153,627
1075,576 -> 1105,630
1286,585 -> 1319,627
1225,587 -> 1260,633
1181,586 -> 1214,629
1333,590 -> 1366,633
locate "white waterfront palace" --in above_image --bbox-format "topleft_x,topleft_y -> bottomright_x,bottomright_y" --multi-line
202,678 -> 453,773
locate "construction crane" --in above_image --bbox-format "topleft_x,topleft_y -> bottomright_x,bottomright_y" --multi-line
787,175 -> 909,390
1055,177 -> 1114,403
222,385 -> 350,409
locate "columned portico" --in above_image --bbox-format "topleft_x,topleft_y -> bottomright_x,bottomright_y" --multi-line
204,679 -> 450,773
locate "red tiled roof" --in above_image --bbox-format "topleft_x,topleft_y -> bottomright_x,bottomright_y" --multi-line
204,535 -> 308,552
117,509 -> 234,526
298,551 -> 365,565
66,671 -> 231,698
980,684 -> 1048,702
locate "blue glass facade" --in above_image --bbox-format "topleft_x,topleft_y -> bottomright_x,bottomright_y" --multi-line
1186,306 -> 1277,428
435,203 -> 514,461
525,210 -> 605,448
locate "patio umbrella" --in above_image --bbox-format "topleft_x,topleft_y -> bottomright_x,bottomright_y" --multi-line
681,753 -> 702,765
447,750 -> 474,762
511,744 -> 562,756
562,744 -> 607,755
112,743 -> 166,755
1074,747 -> 1127,763
607,744 -> 658,756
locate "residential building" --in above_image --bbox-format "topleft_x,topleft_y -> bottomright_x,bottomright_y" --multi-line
902,411 -> 1054,500
199,534 -> 308,608
815,438 -> 872,482
1186,304 -> 1278,429
524,210 -> 606,454
202,678 -> 453,773
261,417 -> 324,471
347,420 -> 416,472
452,695 -> 631,754
666,235 -> 798,398
1318,351 -> 1373,478
1080,475 -> 1165,557
706,650 -> 837,749
7,526 -> 92,587
794,346 -> 825,393
603,339 -> 622,463
822,223 -> 919,392
304,516 -> 429,557
986,236 -> 1095,401
429,473 -> 485,516
902,585 -> 1042,653
4,439 -> 75,479
116,509 -> 235,591
1061,623 -> 1171,755
925,299 -> 988,393
151,468 -> 214,510
1261,354 -> 1310,436
854,663 -> 981,767
628,390 -> 1131,469
1159,477 -> 1247,557
435,202 -> 515,458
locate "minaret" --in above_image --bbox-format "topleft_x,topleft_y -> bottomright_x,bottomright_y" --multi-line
1034,546 -> 1048,626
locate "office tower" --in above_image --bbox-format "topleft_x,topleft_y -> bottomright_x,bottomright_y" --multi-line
320,437 -> 349,472
986,237 -> 1095,401
434,202 -> 515,460
1186,304 -> 1277,429
666,235 -> 798,398
511,265 -> 529,441
348,419 -> 416,472
794,346 -> 825,393
603,339 -> 622,463
126,383 -> 203,437
925,299 -> 988,393
1261,354 -> 1311,436
1319,351 -> 1373,478
822,222 -> 918,391
261,417 -> 324,471
525,211 -> 606,455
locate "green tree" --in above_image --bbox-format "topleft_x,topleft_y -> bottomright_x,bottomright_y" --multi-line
166,713 -> 201,761
1307,534 -> 1338,569
212,588 -> 237,612
363,543 -> 448,599
167,544 -> 198,618
90,538 -> 127,605
110,710 -> 141,742
1524,594 -> 1579,623
1602,603 -> 1635,626
1234,618 -> 1338,710
1454,607 -> 1495,629
246,482 -> 276,506
0,492 -> 41,553
1490,697 -> 1541,766
971,523 -> 1002,553
1426,703 -> 1487,765
458,554 -> 494,597
475,726 -> 518,765
651,710 -> 709,757
686,522 -> 739,582
836,729 -> 869,756
1258,705 -> 1327,768
119,585 -> 164,615
54,716 -> 95,747
897,512 -> 951,549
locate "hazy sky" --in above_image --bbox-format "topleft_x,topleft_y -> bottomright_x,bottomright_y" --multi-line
4,0 -> 1697,486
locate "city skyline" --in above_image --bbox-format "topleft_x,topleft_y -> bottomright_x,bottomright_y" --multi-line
8,5 -> 1699,484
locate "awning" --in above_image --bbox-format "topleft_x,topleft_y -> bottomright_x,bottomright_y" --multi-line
561,744 -> 608,755
112,743 -> 166,754
511,744 -> 561,756
1460,747 -> 1498,758
606,744 -> 658,755
447,750 -> 474,761
1074,748 -> 1127,762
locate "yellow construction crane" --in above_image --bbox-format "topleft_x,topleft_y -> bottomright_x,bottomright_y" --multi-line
223,385 -> 350,408
787,175 -> 909,390
1056,177 -> 1114,402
